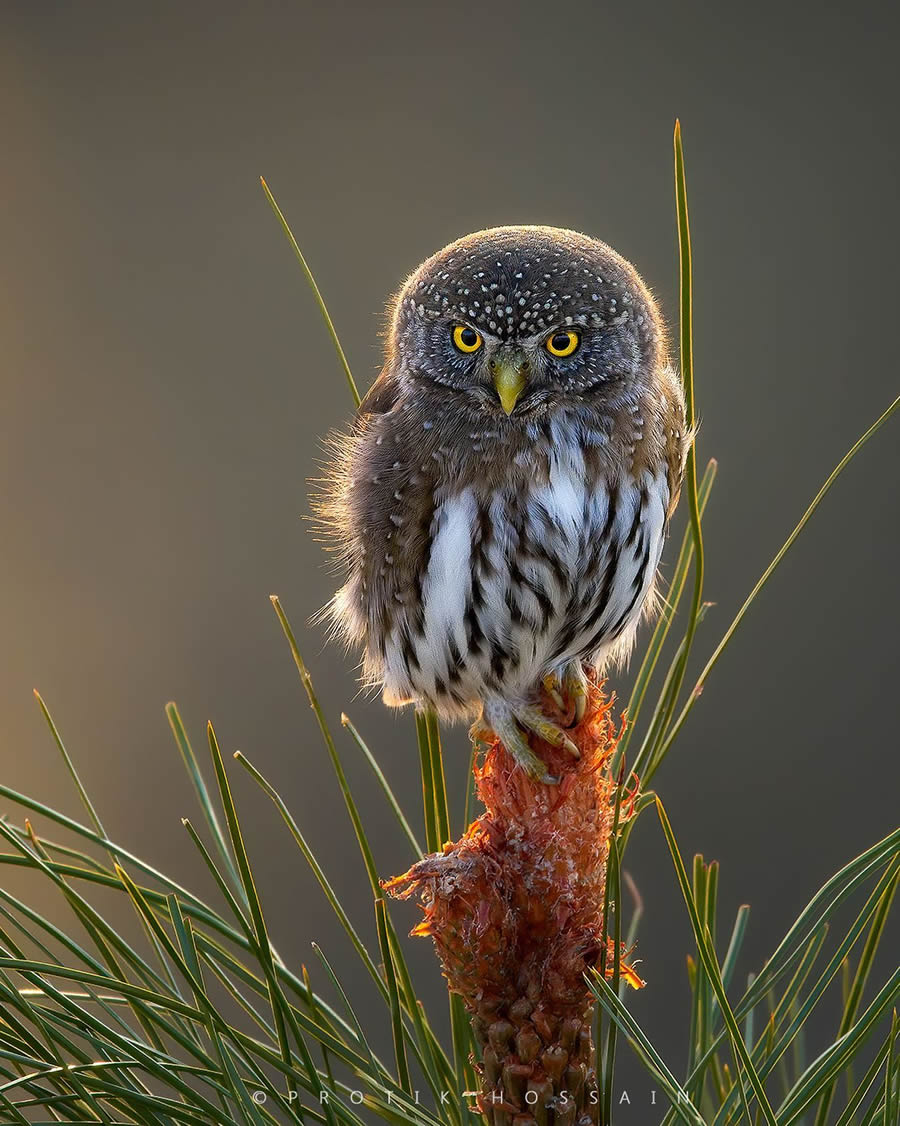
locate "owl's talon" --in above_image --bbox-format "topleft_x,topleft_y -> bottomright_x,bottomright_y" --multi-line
546,660 -> 589,727
541,673 -> 566,712
516,705 -> 581,760
479,702 -> 560,784
563,661 -> 589,726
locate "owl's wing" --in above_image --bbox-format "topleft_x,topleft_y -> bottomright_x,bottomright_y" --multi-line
357,368 -> 401,416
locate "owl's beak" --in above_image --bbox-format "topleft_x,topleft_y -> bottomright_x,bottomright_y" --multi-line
490,353 -> 528,415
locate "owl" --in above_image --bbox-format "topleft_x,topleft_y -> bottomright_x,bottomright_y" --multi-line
320,226 -> 689,783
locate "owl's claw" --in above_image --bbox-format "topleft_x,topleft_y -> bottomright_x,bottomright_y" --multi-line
474,697 -> 581,784
544,660 -> 590,727
473,702 -> 561,785
565,661 -> 589,726
515,705 -> 581,760
541,673 -> 566,712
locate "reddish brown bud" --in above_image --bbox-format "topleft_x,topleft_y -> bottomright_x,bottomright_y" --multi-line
385,679 -> 643,1124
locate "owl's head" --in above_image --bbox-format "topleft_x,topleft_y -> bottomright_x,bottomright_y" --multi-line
388,226 -> 664,420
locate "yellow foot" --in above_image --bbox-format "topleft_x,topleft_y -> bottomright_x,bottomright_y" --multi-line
473,697 -> 581,785
472,707 -> 558,784
515,704 -> 580,759
541,673 -> 566,712
543,659 -> 589,726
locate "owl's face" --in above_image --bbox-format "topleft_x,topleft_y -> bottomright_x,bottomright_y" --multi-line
390,226 -> 663,421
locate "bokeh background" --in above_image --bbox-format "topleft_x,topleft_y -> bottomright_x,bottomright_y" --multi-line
2,0 -> 898,1107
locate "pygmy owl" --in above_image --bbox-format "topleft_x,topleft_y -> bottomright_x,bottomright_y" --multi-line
321,226 -> 689,782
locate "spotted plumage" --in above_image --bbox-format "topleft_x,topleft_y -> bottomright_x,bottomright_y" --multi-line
318,226 -> 689,781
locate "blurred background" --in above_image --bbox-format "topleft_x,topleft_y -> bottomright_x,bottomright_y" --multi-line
2,0 -> 898,1103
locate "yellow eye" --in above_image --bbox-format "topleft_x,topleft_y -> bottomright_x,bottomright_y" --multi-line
545,330 -> 580,358
452,324 -> 483,353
